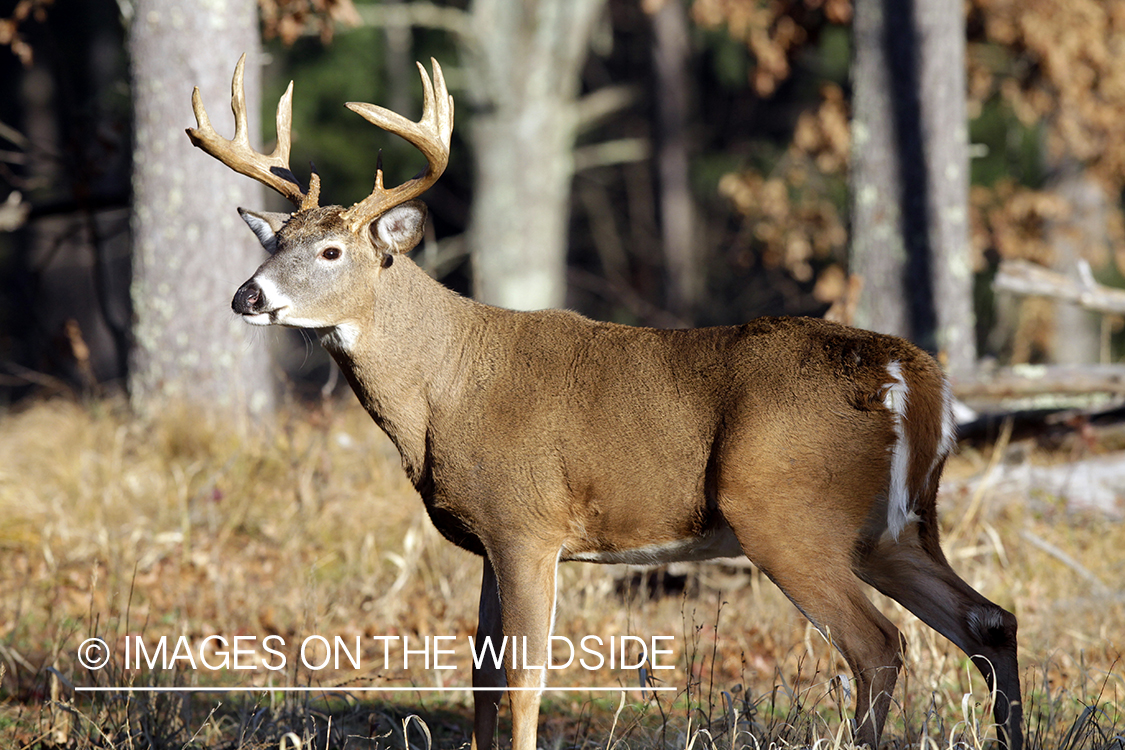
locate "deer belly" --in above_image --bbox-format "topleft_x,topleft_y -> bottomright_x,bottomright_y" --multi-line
562,526 -> 742,565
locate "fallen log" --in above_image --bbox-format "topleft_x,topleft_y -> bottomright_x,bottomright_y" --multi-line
993,258 -> 1125,315
951,363 -> 1125,401
955,401 -> 1125,446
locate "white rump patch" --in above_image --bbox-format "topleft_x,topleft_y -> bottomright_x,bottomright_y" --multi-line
930,378 -> 957,479
884,361 -> 917,539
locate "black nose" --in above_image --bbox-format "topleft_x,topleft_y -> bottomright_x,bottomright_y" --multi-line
232,280 -> 263,314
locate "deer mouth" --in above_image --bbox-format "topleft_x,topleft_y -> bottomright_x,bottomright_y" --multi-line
240,302 -> 336,333
240,310 -> 277,326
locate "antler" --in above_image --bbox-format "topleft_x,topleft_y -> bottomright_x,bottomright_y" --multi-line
340,58 -> 454,232
186,54 -> 319,211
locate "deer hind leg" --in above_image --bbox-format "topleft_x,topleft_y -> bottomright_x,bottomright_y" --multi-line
759,552 -> 903,747
484,545 -> 560,750
718,492 -> 904,747
471,556 -> 504,750
855,528 -> 1022,750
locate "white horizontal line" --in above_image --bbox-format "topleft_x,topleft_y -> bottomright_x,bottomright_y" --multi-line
76,686 -> 676,693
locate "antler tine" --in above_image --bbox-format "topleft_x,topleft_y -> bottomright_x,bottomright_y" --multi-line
340,58 -> 454,232
186,54 -> 310,209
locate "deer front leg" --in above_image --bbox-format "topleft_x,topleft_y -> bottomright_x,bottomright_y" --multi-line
489,545 -> 561,750
472,556 -> 504,750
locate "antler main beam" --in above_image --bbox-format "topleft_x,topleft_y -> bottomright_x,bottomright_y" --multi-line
186,54 -> 316,210
340,58 -> 454,232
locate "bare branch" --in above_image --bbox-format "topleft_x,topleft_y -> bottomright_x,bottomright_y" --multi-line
575,85 -> 641,132
0,191 -> 29,231
573,138 -> 650,172
0,119 -> 31,149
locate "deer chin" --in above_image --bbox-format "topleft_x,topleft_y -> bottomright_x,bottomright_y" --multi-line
240,311 -> 274,326
240,305 -> 294,327
241,305 -> 339,333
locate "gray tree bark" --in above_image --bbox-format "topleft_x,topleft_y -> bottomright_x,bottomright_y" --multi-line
1045,164 -> 1106,364
652,0 -> 698,321
128,0 -> 275,421
464,0 -> 607,310
850,0 -> 975,374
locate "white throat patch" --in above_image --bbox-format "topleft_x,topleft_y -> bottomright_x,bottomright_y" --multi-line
319,323 -> 360,353
883,360 -> 917,539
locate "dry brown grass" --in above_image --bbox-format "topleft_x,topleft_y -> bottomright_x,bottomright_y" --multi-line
0,396 -> 1122,749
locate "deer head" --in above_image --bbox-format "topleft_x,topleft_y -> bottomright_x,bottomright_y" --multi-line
185,55 -> 454,341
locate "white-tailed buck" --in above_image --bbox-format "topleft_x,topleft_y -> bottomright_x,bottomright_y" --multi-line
188,56 -> 1022,750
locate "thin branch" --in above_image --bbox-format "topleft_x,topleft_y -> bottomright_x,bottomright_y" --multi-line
573,138 -> 650,172
0,190 -> 29,231
575,85 -> 641,132
0,119 -> 31,149
0,149 -> 29,165
1019,529 -> 1111,595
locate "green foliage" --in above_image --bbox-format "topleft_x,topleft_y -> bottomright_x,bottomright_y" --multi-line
969,95 -> 1047,190
697,27 -> 753,90
814,25 -> 850,85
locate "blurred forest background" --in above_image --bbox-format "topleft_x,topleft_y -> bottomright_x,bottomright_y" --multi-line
2,0 -> 1125,417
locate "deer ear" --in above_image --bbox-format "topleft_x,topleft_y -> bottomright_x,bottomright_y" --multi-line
372,201 -> 427,255
238,208 -> 289,254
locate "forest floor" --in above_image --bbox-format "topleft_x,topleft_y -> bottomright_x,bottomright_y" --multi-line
0,396 -> 1122,749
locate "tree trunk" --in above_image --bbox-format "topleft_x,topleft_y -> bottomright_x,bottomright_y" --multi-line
465,0 -> 607,310
1045,164 -> 1107,364
652,0 -> 697,321
128,0 -> 275,421
850,0 -> 908,338
850,0 -> 975,374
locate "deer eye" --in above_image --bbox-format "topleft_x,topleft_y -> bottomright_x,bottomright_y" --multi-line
320,246 -> 342,261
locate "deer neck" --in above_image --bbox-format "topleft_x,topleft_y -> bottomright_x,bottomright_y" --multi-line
319,259 -> 484,486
